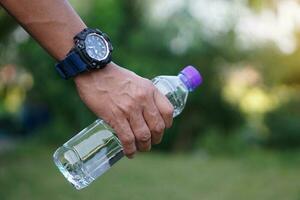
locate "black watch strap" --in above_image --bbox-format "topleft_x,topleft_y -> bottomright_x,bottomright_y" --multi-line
55,51 -> 89,79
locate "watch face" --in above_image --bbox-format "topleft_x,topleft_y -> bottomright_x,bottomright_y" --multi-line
84,33 -> 109,61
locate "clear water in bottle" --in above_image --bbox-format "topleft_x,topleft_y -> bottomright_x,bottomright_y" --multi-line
53,66 -> 202,190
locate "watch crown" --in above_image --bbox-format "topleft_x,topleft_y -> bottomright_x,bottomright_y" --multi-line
76,41 -> 85,49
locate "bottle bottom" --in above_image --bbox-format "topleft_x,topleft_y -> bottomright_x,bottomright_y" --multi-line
53,146 -> 124,190
53,146 -> 92,190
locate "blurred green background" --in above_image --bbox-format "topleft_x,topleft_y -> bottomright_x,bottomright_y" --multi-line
1,0 -> 300,199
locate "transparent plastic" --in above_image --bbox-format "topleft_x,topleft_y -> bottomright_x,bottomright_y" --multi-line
53,74 -> 191,190
152,75 -> 189,117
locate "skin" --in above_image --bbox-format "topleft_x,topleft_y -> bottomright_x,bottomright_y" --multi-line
0,0 -> 174,158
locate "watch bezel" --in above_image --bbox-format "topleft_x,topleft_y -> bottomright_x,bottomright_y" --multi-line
84,33 -> 110,62
73,28 -> 113,69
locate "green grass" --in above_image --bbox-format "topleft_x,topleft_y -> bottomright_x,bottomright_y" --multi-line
1,146 -> 300,200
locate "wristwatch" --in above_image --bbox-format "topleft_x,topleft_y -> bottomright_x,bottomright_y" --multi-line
55,28 -> 113,79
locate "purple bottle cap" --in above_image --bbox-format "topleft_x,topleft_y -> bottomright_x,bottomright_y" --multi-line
180,66 -> 203,91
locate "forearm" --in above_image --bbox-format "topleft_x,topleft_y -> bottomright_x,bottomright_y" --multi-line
0,0 -> 174,157
0,0 -> 86,60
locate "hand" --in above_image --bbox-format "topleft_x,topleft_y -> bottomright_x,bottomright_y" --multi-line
74,62 -> 174,158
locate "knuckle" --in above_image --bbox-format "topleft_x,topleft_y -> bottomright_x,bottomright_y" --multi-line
136,131 -> 151,142
120,134 -> 135,146
135,90 -> 147,100
152,122 -> 165,134
122,101 -> 135,113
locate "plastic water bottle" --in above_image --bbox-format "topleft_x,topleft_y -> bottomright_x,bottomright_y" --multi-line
53,66 -> 203,190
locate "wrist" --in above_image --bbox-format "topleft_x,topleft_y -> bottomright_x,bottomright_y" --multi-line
56,28 -> 113,79
73,62 -> 117,86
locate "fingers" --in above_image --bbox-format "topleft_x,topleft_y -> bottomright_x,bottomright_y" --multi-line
129,111 -> 152,152
143,97 -> 166,145
109,109 -> 137,158
98,80 -> 173,157
77,64 -> 175,159
114,96 -> 152,155
141,81 -> 174,145
153,89 -> 174,129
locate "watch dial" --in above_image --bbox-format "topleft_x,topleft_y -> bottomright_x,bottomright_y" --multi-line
84,33 -> 108,61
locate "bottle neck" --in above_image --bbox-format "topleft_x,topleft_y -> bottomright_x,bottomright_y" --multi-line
178,74 -> 193,92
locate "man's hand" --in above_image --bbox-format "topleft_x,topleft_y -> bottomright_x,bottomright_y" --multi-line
0,0 -> 174,157
74,62 -> 174,158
